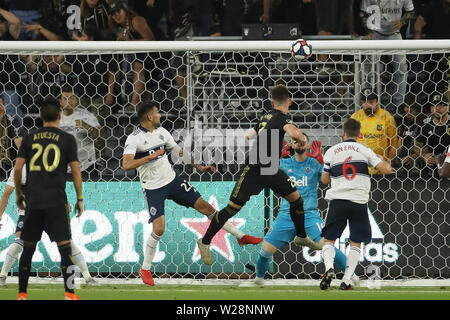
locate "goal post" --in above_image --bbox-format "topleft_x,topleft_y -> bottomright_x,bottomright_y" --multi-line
0,40 -> 449,283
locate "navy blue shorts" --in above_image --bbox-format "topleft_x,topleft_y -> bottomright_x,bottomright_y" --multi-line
321,200 -> 371,243
144,175 -> 202,223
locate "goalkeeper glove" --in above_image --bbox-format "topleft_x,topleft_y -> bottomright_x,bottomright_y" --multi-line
306,140 -> 324,164
281,140 -> 292,158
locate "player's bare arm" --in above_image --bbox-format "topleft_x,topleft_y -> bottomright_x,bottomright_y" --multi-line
437,153 -> 450,178
375,159 -> 393,175
14,157 -> 26,210
320,171 -> 331,185
172,145 -> 216,173
245,128 -> 257,140
69,161 -> 84,217
283,123 -> 306,146
122,150 -> 165,171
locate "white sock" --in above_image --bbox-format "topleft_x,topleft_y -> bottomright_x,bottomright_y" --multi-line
322,242 -> 335,271
71,240 -> 91,281
343,246 -> 361,285
142,232 -> 161,270
0,239 -> 23,277
208,211 -> 244,239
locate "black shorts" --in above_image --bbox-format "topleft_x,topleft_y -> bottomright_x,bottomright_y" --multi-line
230,165 -> 297,206
321,200 -> 371,243
15,214 -> 26,233
20,204 -> 71,243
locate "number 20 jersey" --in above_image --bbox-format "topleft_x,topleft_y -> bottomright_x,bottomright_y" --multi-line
322,139 -> 382,204
17,127 -> 79,209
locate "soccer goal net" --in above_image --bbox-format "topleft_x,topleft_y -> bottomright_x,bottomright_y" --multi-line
0,40 -> 448,283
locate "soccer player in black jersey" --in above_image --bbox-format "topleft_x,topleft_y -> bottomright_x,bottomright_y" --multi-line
197,85 -> 322,265
14,98 -> 84,300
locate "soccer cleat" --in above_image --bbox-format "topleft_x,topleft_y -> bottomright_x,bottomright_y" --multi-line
197,238 -> 213,265
64,292 -> 81,300
16,292 -> 27,300
238,235 -> 263,246
293,235 -> 323,250
254,277 -> 264,286
320,268 -> 335,290
0,275 -> 6,286
85,278 -> 100,286
140,269 -> 155,286
339,282 -> 353,290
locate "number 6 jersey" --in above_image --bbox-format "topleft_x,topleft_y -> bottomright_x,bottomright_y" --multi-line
322,139 -> 382,204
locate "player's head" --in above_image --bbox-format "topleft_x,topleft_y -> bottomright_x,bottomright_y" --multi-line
40,98 -> 62,123
270,85 -> 292,110
109,0 -> 127,25
58,85 -> 78,115
137,101 -> 161,128
430,92 -> 449,120
343,118 -> 361,140
361,89 -> 379,117
290,133 -> 310,155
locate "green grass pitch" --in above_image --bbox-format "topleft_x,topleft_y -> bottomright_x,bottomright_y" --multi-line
0,284 -> 449,300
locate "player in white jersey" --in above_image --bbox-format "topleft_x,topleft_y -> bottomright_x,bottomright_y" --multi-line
0,164 -> 96,286
122,101 -> 263,286
319,118 -> 392,290
438,145 -> 450,178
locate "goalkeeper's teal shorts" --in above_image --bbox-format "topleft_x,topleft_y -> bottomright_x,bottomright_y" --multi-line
264,210 -> 323,249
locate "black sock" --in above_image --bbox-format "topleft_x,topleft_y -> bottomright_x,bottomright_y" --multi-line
202,205 -> 239,244
58,243 -> 75,294
290,197 -> 306,238
18,244 -> 36,293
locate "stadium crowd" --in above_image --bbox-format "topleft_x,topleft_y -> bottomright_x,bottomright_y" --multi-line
0,0 -> 449,180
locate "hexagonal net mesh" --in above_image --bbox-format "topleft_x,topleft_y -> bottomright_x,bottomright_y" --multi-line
0,41 -> 448,282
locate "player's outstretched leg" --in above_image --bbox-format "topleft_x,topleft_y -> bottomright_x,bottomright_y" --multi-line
195,198 -> 263,247
199,203 -> 240,264
70,240 -> 98,286
0,238 -> 23,286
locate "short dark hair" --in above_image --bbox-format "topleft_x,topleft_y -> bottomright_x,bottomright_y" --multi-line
343,118 -> 361,138
59,85 -> 75,99
40,98 -> 61,122
270,85 -> 290,104
137,101 -> 158,122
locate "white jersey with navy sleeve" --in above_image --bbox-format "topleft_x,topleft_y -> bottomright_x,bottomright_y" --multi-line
323,139 -> 382,204
123,125 -> 178,190
6,166 -> 27,215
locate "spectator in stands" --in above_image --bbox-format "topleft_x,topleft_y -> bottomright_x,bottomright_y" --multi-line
108,0 -> 155,111
395,100 -> 425,171
414,0 -> 450,40
313,0 -> 354,74
129,0 -> 169,40
75,0 -> 110,41
360,0 -> 415,111
9,0 -> 43,40
415,92 -> 450,176
0,7 -> 20,40
58,86 -> 104,178
22,55 -> 76,108
22,23 -> 63,41
0,9 -> 25,127
351,88 -> 398,174
0,95 -> 20,179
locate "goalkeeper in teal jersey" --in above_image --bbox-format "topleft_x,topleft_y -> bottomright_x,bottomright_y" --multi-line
253,134 -> 359,286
